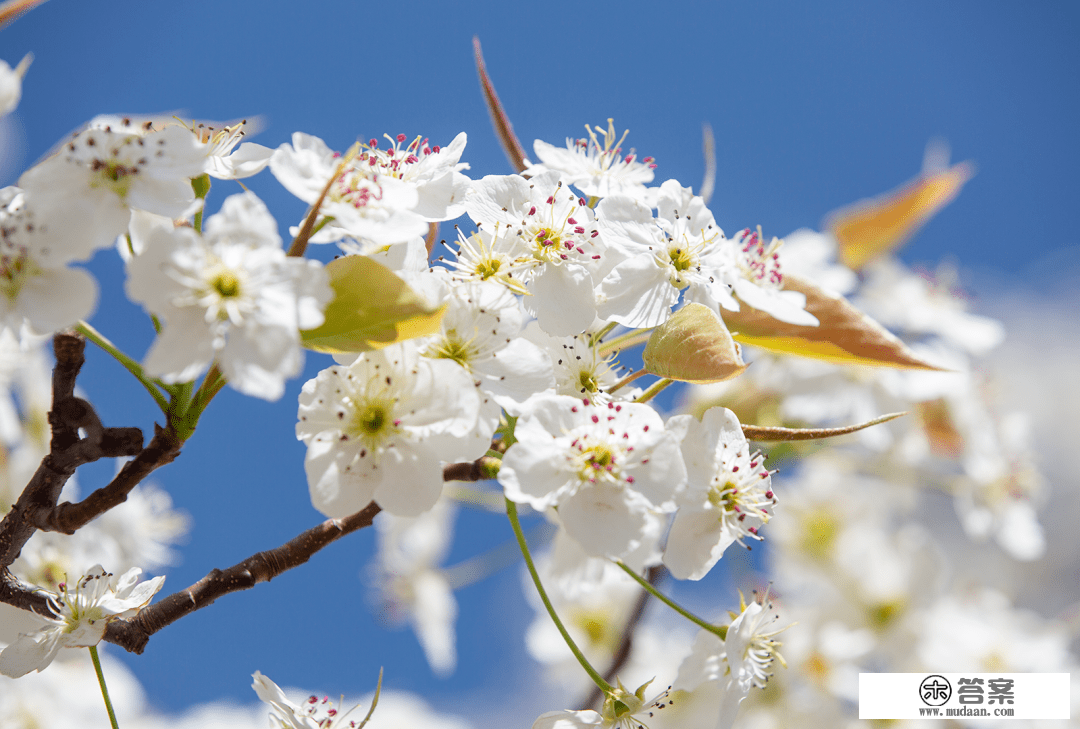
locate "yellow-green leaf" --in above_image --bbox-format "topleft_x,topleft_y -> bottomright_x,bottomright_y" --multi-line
726,275 -> 943,370
642,303 -> 747,383
300,256 -> 446,354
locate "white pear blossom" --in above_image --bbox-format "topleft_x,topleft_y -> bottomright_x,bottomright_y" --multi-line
19,120 -> 208,262
357,131 -> 471,221
86,114 -> 273,180
521,322 -> 624,403
675,593 -> 788,729
187,118 -> 273,180
252,671 -> 370,729
0,53 -> 32,117
297,342 -> 486,518
499,394 -> 686,558
126,191 -> 331,400
725,227 -> 818,326
412,270 -> 554,432
0,187 -> 98,334
0,565 -> 165,678
531,682 -> 677,729
854,257 -> 1005,355
664,407 -> 777,580
372,497 -> 458,676
270,131 -> 466,248
464,171 -> 611,336
441,225 -> 531,294
596,180 -> 732,328
530,119 -> 657,203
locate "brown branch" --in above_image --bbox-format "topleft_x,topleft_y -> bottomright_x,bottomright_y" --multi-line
104,452 -> 499,653
0,335 -> 146,569
33,423 -> 181,534
0,571 -> 55,617
742,411 -> 907,442
104,501 -> 383,654
577,565 -> 666,711
441,455 -> 501,482
473,36 -> 530,173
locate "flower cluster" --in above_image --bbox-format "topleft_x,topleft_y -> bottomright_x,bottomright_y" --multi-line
0,35 -> 1072,729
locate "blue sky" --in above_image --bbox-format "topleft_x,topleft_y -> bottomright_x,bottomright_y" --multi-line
3,0 -> 1078,720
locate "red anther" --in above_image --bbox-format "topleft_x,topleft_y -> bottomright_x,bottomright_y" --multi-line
765,490 -> 774,498
643,156 -> 654,163
560,254 -> 568,259
732,466 -> 740,472
648,163 -> 657,169
546,196 -> 554,204
565,241 -> 574,249
748,526 -> 758,534
591,415 -> 599,423
369,139 -> 378,147
568,217 -> 578,225
393,419 -> 402,426
622,433 -> 629,438
591,230 -> 599,237
626,475 -> 635,484
624,154 -> 634,163
582,398 -> 591,405
575,227 -> 585,235
608,402 -> 615,409
406,155 -> 419,164
576,247 -> 585,254
615,405 -> 622,411
571,406 -> 578,412
578,197 -> 587,206
528,206 -> 536,216
642,425 -> 649,432
396,133 -> 406,142
433,145 -> 441,152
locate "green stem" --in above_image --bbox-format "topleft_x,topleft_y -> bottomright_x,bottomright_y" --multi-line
191,173 -> 211,233
505,498 -> 614,694
598,328 -> 653,357
614,561 -> 726,640
634,378 -> 674,404
588,321 -> 618,348
175,364 -> 226,440
89,645 -> 121,729
608,368 -> 646,394
76,322 -> 169,414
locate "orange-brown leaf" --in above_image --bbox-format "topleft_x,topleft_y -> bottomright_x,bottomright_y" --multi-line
725,275 -> 944,370
827,161 -> 974,271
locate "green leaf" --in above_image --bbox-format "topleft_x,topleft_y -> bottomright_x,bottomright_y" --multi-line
642,303 -> 747,383
300,256 -> 446,354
